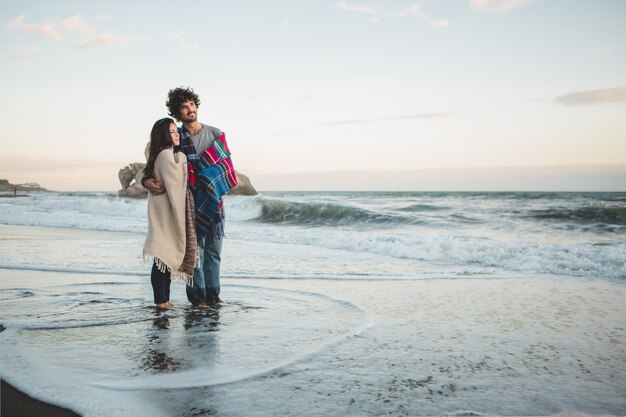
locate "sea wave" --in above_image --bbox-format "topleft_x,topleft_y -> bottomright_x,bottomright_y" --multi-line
395,203 -> 449,212
2,192 -> 626,232
523,206 -> 626,225
229,195 -> 626,230
255,198 -> 416,226
1,192 -> 625,279
0,192 -> 147,233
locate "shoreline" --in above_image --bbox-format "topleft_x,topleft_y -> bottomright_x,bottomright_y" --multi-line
1,379 -> 81,417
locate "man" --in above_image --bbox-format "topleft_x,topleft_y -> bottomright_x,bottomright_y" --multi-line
143,87 -> 231,308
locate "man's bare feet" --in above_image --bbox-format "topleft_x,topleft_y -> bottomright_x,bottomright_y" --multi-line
165,301 -> 174,308
197,303 -> 211,309
156,302 -> 172,309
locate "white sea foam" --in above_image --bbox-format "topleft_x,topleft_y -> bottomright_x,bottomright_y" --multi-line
0,192 -> 147,232
227,223 -> 626,279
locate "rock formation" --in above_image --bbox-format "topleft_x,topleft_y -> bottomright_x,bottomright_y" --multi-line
118,163 -> 148,198
117,164 -> 257,198
229,171 -> 257,196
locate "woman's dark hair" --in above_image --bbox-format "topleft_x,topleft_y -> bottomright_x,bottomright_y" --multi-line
166,87 -> 201,121
145,118 -> 176,179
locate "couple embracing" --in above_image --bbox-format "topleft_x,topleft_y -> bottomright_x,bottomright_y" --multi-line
142,87 -> 237,309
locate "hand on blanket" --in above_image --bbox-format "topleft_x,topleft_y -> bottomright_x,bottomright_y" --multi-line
144,178 -> 166,196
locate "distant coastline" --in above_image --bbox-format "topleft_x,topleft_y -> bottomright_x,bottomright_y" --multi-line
0,179 -> 48,194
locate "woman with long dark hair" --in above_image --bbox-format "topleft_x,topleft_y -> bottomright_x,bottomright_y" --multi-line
143,118 -> 198,309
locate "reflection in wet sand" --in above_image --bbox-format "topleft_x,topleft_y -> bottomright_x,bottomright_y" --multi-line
140,307 -> 223,375
141,315 -> 181,373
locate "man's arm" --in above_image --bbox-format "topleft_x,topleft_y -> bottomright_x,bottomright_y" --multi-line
141,170 -> 166,196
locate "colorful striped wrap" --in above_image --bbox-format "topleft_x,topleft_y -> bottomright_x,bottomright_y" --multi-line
181,129 -> 237,242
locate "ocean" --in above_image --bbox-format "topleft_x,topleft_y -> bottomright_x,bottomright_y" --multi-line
0,191 -> 625,417
1,191 -> 624,279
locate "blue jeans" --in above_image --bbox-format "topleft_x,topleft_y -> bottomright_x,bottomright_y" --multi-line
186,237 -> 222,305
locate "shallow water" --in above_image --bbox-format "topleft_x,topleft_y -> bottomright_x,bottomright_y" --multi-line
1,264 -> 624,416
2,273 -> 367,387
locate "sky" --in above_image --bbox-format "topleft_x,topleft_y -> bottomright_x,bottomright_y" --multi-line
0,0 -> 624,191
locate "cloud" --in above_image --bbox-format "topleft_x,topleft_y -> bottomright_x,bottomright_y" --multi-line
395,4 -> 422,17
97,14 -> 114,21
555,85 -> 626,106
8,14 -> 133,51
7,14 -> 62,40
77,32 -> 129,49
167,32 -> 199,50
336,1 -> 448,27
319,112 -> 456,126
61,15 -> 91,32
469,0 -> 534,12
587,44 -> 616,56
336,1 -> 381,17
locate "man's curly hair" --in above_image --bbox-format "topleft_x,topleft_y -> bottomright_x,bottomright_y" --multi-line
166,87 -> 201,121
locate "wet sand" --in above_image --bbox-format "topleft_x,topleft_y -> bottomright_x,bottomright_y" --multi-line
1,379 -> 81,417
1,269 -> 625,416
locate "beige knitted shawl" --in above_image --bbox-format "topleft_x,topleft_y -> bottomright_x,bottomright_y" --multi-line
143,148 -> 198,285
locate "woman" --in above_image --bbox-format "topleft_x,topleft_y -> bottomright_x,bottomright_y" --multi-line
143,118 -> 198,309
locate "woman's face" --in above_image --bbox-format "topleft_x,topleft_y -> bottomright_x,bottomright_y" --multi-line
169,123 -> 180,146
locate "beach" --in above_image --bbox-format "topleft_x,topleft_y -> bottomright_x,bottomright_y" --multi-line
0,192 -> 625,416
1,250 -> 625,416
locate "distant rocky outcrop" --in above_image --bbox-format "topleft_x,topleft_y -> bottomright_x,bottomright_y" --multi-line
229,171 -> 257,196
118,163 -> 148,198
0,179 -> 48,192
117,164 -> 257,198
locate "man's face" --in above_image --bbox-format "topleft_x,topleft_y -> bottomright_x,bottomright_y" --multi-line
179,100 -> 197,123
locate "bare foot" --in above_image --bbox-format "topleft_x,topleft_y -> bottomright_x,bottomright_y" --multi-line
156,303 -> 172,310
197,303 -> 211,309
165,301 -> 174,308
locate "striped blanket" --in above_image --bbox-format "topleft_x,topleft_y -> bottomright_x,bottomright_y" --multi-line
181,131 -> 238,241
